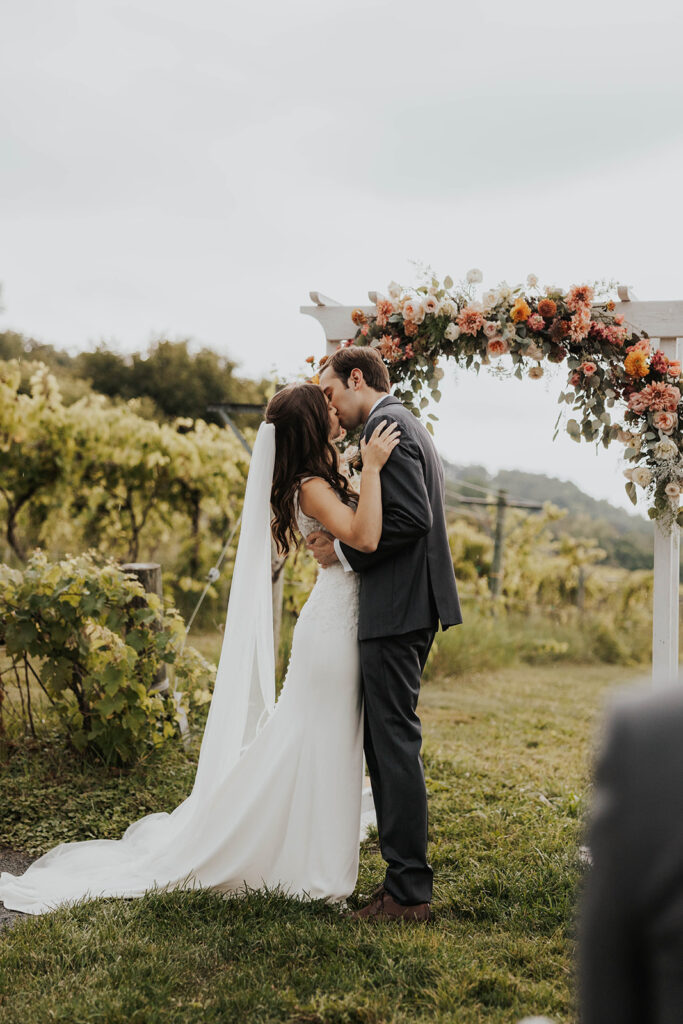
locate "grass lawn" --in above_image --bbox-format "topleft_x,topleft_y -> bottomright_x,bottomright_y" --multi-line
0,661 -> 647,1023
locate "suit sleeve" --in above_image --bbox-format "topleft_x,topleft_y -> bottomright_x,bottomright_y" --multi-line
579,705 -> 644,1024
338,421 -> 432,572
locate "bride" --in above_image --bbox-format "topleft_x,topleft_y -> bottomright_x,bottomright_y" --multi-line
0,383 -> 399,915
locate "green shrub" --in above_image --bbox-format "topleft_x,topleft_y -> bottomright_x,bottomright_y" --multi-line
0,550 -> 215,764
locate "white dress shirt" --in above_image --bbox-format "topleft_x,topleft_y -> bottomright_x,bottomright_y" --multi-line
334,394 -> 390,573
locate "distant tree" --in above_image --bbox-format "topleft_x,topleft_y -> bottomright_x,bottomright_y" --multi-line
76,338 -> 270,423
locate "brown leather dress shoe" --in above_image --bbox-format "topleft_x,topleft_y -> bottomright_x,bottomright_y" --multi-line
351,888 -> 430,923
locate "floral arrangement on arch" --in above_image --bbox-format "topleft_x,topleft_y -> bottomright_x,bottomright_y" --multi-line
306,269 -> 683,529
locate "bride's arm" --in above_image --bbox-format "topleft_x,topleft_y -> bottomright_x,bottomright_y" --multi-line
298,421 -> 400,553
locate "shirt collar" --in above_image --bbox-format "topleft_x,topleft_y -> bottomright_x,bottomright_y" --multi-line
369,394 -> 391,418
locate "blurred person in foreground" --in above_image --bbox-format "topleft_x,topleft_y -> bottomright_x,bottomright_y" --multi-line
580,681 -> 683,1024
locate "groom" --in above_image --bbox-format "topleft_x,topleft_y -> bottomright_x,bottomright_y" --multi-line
310,346 -> 462,922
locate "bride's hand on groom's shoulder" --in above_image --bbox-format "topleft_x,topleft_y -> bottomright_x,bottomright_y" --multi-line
306,530 -> 339,568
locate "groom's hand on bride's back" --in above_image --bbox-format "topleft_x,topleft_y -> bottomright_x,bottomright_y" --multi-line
306,531 -> 339,568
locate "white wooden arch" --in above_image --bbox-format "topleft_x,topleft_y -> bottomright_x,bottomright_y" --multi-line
301,288 -> 683,685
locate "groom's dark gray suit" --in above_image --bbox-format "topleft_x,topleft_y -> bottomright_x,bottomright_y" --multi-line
339,395 -> 462,905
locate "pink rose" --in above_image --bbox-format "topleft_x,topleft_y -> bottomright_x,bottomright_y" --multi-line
487,337 -> 509,357
483,320 -> 499,338
527,313 -> 545,332
581,361 -> 597,375
669,361 -> 681,377
653,410 -> 677,434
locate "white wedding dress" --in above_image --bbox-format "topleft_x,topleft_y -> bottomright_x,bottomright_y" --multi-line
0,424 -> 371,915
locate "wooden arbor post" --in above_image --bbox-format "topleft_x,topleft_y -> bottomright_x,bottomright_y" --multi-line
614,288 -> 683,685
303,287 -> 683,686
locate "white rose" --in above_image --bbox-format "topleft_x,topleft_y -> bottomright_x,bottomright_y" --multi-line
387,281 -> 402,299
466,268 -> 483,284
497,281 -> 513,302
654,437 -> 678,461
526,274 -> 539,288
440,299 -> 457,317
665,481 -> 681,500
422,295 -> 441,316
525,342 -> 544,361
401,296 -> 426,324
482,289 -> 498,310
632,467 -> 653,488
444,322 -> 460,341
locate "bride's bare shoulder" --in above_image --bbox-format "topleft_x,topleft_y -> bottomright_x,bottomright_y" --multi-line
298,477 -> 339,517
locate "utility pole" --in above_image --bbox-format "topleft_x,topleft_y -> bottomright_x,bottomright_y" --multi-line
489,490 -> 507,598
444,484 -> 544,599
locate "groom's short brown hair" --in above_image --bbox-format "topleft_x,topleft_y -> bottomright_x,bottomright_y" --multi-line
324,346 -> 391,392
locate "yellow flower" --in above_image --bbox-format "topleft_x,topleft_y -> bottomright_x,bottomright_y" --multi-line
510,298 -> 531,323
309,374 -> 320,385
624,351 -> 649,378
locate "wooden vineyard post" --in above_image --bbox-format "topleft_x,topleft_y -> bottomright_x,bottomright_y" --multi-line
120,561 -> 168,693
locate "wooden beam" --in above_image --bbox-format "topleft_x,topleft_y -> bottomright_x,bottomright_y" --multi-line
300,294 -> 377,353
612,296 -> 683,339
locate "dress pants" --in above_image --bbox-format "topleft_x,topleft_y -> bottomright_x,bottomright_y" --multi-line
360,625 -> 436,905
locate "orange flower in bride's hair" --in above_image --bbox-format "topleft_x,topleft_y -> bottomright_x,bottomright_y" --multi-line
308,374 -> 320,385
510,298 -> 531,323
351,308 -> 367,326
305,355 -> 315,364
537,298 -> 557,319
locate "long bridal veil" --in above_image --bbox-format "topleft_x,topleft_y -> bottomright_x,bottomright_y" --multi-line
192,421 -> 276,790
0,423 -> 278,914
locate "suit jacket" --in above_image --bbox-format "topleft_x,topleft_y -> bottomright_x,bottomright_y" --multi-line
580,682 -> 683,1024
339,395 -> 462,641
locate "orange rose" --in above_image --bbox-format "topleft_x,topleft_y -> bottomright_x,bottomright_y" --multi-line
511,298 -> 531,323
351,308 -> 367,326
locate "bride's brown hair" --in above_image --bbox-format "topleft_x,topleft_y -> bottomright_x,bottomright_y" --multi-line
265,383 -> 352,556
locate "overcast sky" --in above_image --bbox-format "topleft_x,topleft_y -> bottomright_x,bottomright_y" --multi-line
3,0 -> 683,515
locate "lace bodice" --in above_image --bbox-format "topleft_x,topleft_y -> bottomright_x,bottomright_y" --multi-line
293,476 -> 360,633
296,499 -> 327,540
